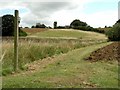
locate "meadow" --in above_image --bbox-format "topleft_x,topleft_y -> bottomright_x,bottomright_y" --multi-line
2,29 -> 118,88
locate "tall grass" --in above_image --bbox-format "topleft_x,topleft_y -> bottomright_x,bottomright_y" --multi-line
2,38 -> 107,75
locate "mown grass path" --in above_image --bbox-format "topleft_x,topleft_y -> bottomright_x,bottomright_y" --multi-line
3,42 -> 118,88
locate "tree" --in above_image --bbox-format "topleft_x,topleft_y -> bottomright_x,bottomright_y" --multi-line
70,19 -> 87,29
2,14 -> 14,36
40,24 -> 46,28
2,14 -> 27,36
31,26 -> 35,28
54,21 -> 57,29
70,19 -> 104,33
36,23 -> 46,28
106,21 -> 120,41
105,26 -> 107,28
116,19 -> 120,23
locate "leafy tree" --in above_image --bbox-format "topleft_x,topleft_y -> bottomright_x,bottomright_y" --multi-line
116,19 -> 120,23
31,26 -> 35,28
2,14 -> 27,36
105,26 -> 107,28
36,24 -> 46,28
106,21 -> 120,41
2,14 -> 14,36
70,19 -> 105,34
54,21 -> 57,29
70,19 -> 87,29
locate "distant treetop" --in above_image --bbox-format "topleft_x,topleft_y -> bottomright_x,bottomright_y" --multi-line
70,19 -> 87,29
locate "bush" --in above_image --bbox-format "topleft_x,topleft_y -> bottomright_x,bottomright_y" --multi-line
106,23 -> 120,41
57,26 -> 65,29
19,28 -> 27,36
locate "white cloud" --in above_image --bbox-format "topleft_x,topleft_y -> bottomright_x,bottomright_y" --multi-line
49,2 -> 117,28
84,10 -> 117,28
0,0 -> 118,28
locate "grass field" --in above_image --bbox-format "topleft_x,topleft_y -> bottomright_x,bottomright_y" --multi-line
2,42 -> 118,88
2,32 -> 106,75
2,29 -> 118,88
28,29 -> 107,40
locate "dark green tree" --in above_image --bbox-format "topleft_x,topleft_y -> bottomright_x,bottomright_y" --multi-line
2,14 -> 14,36
36,24 -> 46,28
31,26 -> 35,28
54,21 -> 57,29
106,20 -> 120,41
116,19 -> 120,23
70,19 -> 87,29
1,14 -> 27,36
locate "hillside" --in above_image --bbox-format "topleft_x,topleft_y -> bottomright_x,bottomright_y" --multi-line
2,29 -> 118,88
25,29 -> 107,40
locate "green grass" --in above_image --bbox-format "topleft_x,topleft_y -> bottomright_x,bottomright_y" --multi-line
28,29 -> 107,40
2,37 -> 106,76
31,30 -> 86,38
2,42 -> 118,88
3,29 -> 115,88
2,29 -> 107,76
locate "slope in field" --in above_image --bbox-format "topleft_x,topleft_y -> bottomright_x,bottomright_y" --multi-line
27,29 -> 107,40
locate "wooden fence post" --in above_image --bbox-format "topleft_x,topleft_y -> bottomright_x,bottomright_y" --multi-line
14,10 -> 19,71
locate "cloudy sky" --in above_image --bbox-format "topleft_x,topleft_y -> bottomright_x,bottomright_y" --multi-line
0,0 -> 119,28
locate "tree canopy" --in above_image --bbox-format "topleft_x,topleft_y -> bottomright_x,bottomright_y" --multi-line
2,14 -> 14,36
36,24 -> 46,28
2,14 -> 27,36
106,20 -> 120,41
54,21 -> 57,29
70,19 -> 87,29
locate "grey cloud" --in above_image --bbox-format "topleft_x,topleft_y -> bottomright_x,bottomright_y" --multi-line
24,2 -> 72,17
21,2 -> 76,27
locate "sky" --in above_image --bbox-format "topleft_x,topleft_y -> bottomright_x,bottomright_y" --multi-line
0,0 -> 119,28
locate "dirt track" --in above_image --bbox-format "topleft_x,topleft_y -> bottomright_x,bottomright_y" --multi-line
86,42 -> 120,62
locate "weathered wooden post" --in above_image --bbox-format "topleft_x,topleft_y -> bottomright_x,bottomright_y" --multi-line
14,10 -> 19,71
0,16 -> 2,90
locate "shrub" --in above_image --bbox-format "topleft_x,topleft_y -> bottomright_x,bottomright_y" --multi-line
19,28 -> 27,36
106,23 -> 120,41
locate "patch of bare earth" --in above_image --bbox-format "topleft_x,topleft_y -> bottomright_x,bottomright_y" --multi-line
86,42 -> 120,62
